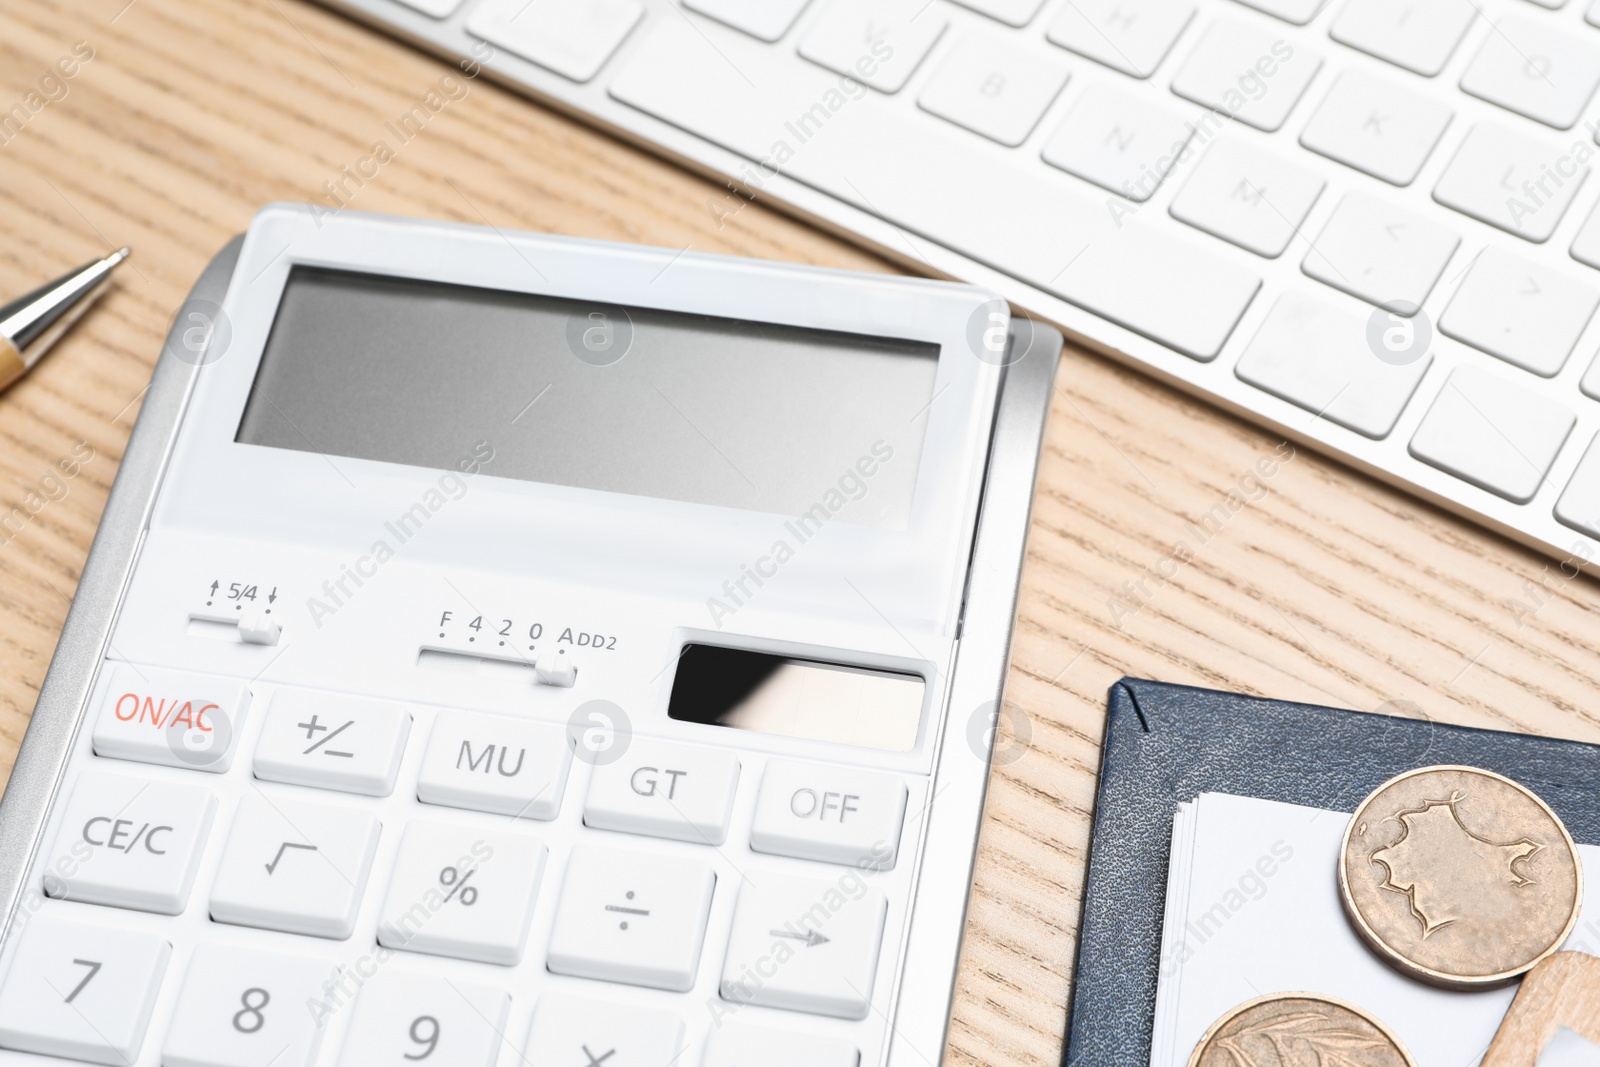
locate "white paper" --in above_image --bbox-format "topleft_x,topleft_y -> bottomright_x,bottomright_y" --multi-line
1151,793 -> 1600,1067
1537,1029 -> 1600,1067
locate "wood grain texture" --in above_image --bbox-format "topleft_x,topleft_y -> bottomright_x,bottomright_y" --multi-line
1481,953 -> 1600,1067
3,2 -> 1599,1065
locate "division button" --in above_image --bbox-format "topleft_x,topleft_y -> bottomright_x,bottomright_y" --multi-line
545,844 -> 715,992
42,768 -> 216,915
749,760 -> 907,869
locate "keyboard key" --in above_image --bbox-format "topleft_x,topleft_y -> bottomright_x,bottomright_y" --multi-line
750,759 -> 907,868
1042,83 -> 1196,201
162,943 -> 332,1067
917,33 -> 1069,146
466,0 -> 643,83
1409,366 -> 1576,502
377,821 -> 546,965
1235,291 -> 1433,439
584,737 -> 740,845
91,662 -> 249,773
799,0 -> 948,94
683,0 -> 812,41
1169,137 -> 1325,257
43,769 -> 215,915
1298,69 -> 1453,186
610,13 -> 1262,360
1461,16 -> 1600,130
1302,192 -> 1459,311
253,689 -> 411,797
1046,0 -> 1196,79
719,871 -> 889,1020
1170,20 -> 1323,132
210,794 -> 380,939
416,709 -> 571,819
1567,197 -> 1600,269
546,844 -> 715,991
1230,0 -> 1327,23
1556,432 -> 1600,537
0,915 -> 169,1065
523,993 -> 683,1064
1330,0 -> 1476,76
1440,246 -> 1599,376
338,971 -> 509,1066
1434,124 -> 1588,243
703,1023 -> 860,1067
951,0 -> 1049,27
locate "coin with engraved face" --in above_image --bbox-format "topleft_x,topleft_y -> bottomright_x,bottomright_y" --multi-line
1187,993 -> 1415,1067
1340,765 -> 1582,989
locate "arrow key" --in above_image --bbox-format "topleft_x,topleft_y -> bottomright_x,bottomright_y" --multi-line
719,870 -> 888,1020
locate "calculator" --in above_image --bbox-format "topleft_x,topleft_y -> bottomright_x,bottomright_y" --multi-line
0,205 -> 1058,1066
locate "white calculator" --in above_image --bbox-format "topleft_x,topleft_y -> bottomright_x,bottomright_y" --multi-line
0,206 -> 1057,1066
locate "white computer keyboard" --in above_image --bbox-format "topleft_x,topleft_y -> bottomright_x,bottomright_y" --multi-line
322,0 -> 1600,567
0,662 -> 911,1065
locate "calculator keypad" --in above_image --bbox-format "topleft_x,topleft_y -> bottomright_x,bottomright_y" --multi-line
546,844 -> 717,992
209,794 -> 380,939
43,769 -> 216,915
415,710 -> 571,820
749,760 -> 908,869
523,992 -> 684,1064
719,872 -> 888,1021
253,690 -> 412,797
5,664 -> 911,1065
337,971 -> 509,1066
583,737 -> 741,845
0,914 -> 170,1065
90,662 -> 249,774
160,943 -> 331,1067
376,820 -> 546,965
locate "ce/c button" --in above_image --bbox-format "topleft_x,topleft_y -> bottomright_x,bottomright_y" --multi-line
749,760 -> 906,869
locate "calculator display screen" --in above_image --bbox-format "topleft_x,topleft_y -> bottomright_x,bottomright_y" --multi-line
667,644 -> 923,751
236,267 -> 940,528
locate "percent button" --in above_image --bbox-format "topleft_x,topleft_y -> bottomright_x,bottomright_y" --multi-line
377,822 -> 546,966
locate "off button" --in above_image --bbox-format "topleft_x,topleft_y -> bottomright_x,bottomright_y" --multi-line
749,760 -> 906,869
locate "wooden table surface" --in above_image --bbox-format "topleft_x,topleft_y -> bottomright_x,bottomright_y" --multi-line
4,1 -> 1600,1064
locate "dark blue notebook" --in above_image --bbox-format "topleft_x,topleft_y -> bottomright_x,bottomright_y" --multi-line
1062,678 -> 1600,1067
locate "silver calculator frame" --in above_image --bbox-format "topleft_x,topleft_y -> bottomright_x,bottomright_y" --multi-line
0,233 -> 1058,1066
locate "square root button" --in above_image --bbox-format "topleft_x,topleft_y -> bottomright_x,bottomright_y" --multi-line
749,760 -> 906,869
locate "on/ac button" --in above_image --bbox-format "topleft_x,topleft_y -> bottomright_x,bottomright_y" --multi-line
749,759 -> 906,870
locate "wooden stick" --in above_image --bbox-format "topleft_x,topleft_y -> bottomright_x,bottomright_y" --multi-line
1481,953 -> 1600,1067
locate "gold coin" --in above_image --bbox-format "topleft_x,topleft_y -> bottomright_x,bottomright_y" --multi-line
1339,765 -> 1582,989
1187,993 -> 1415,1067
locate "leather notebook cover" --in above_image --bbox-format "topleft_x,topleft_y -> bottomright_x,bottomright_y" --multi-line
1061,678 -> 1600,1067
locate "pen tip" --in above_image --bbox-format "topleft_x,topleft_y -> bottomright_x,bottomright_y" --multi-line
110,247 -> 131,265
